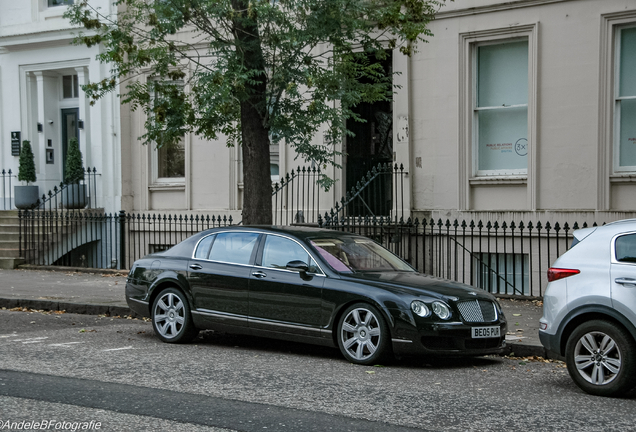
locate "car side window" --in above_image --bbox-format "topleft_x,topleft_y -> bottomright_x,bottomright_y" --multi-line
261,235 -> 319,273
208,232 -> 259,265
193,234 -> 215,259
615,233 -> 636,264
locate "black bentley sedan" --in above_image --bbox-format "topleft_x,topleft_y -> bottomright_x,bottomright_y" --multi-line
126,226 -> 507,364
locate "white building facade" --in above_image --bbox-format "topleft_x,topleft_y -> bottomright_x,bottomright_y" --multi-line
118,0 -> 636,227
413,0 -> 636,225
0,0 -> 121,212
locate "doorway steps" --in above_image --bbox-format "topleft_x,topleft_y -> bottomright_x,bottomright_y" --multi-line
0,210 -> 24,269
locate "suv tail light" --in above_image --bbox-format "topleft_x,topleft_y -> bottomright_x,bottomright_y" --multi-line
547,268 -> 580,282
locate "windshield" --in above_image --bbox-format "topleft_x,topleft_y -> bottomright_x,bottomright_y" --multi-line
309,237 -> 414,273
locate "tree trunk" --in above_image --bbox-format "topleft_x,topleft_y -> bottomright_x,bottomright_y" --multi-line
232,0 -> 273,225
241,104 -> 272,225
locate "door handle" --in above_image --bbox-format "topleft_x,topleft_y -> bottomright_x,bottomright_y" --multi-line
252,271 -> 267,279
189,264 -> 203,270
615,277 -> 636,287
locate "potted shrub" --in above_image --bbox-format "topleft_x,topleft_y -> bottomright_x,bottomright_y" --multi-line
63,137 -> 87,209
14,140 -> 39,209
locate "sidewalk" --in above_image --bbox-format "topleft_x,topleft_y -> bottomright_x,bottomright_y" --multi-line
0,267 -> 549,358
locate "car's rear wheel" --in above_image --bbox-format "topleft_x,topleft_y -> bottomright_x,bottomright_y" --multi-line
151,287 -> 198,343
565,320 -> 636,397
337,303 -> 392,365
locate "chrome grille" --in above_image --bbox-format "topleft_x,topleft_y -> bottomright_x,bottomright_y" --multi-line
457,300 -> 498,323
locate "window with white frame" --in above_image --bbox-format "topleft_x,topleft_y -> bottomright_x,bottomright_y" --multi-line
614,25 -> 636,172
157,140 -> 185,179
62,75 -> 79,99
48,0 -> 73,6
270,143 -> 280,181
474,39 -> 528,176
150,80 -> 186,183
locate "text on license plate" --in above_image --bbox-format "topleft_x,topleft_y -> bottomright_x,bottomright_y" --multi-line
471,326 -> 500,338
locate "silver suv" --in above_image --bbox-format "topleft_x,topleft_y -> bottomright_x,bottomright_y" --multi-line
540,219 -> 636,397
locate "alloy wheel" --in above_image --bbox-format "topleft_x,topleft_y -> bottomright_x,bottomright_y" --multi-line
340,307 -> 382,362
153,292 -> 186,339
565,320 -> 636,396
573,330 -> 622,386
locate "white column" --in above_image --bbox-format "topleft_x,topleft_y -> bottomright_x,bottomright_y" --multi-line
75,67 -> 89,165
229,144 -> 237,210
393,50 -> 412,220
0,64 -> 4,173
32,71 -> 46,178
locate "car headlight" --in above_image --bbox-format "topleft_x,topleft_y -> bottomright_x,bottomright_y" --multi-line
432,301 -> 451,320
411,300 -> 430,317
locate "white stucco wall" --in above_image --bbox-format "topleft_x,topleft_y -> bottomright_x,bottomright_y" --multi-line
0,0 -> 121,211
410,0 -> 636,215
118,0 -> 636,223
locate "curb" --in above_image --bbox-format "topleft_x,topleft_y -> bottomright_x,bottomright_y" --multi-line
0,297 -> 139,318
500,341 -> 549,359
17,264 -> 128,276
1,296 -> 550,358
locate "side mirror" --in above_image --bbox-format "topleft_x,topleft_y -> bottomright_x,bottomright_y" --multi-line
286,260 -> 309,273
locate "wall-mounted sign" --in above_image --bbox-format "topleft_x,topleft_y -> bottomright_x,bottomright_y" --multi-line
11,132 -> 21,156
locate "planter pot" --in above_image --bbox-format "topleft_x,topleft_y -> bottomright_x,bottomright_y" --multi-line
14,185 -> 40,209
62,184 -> 87,209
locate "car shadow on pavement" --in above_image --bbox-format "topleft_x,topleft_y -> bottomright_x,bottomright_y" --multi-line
193,330 -> 344,360
189,330 -> 502,369
395,355 -> 501,369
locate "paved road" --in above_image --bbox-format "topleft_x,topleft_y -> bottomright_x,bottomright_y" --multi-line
0,268 -> 546,354
1,308 -> 635,432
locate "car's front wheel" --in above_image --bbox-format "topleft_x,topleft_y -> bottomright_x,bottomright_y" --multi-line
337,303 -> 392,365
151,287 -> 198,343
565,320 -> 636,397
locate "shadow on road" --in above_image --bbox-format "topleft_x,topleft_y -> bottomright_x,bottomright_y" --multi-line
189,329 -> 503,369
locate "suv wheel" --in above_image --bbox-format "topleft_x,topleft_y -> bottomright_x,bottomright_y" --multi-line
565,320 -> 636,397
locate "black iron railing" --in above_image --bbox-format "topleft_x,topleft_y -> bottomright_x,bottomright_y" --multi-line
0,168 -> 100,210
272,162 -> 408,225
272,166 -> 322,225
19,210 -> 234,270
325,163 -> 407,223
19,205 -> 602,297
120,212 -> 234,269
1,169 -> 16,210
320,216 -> 599,297
36,168 -> 100,210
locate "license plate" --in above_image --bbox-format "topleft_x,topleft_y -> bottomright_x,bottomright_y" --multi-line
471,326 -> 500,338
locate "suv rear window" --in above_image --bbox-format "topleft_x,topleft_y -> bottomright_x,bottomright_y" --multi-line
615,233 -> 636,263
